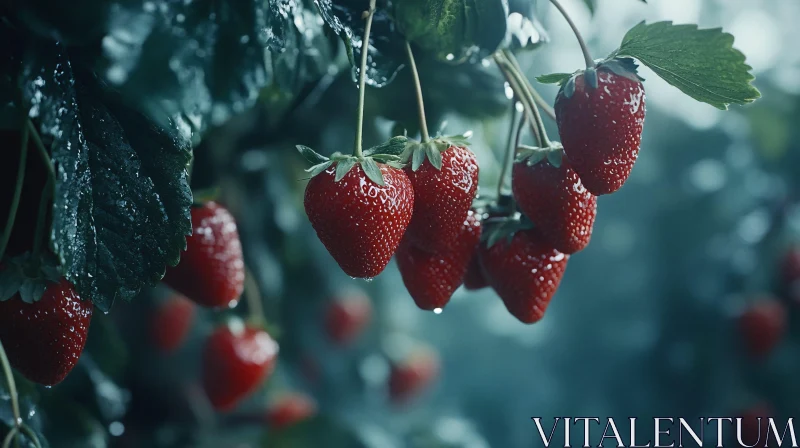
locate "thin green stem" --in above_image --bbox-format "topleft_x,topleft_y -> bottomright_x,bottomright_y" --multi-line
503,51 -> 557,122
26,120 -> 55,257
244,266 -> 266,328
497,52 -> 551,147
2,428 -> 17,448
0,125 -> 29,261
494,53 -> 546,148
549,0 -> 595,69
0,342 -> 21,437
26,121 -> 55,184
515,111 -> 529,150
496,101 -> 519,198
353,0 -> 378,158
404,42 -> 430,142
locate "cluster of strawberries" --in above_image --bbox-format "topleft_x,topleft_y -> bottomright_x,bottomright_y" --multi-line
302,65 -> 646,324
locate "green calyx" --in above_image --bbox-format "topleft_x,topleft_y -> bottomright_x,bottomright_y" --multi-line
481,213 -> 534,249
0,252 -> 61,303
514,143 -> 564,168
536,57 -> 644,99
400,131 -> 472,172
296,138 -> 407,187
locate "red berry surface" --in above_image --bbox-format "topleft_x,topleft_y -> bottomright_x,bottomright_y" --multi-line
202,322 -> 279,411
150,294 -> 196,352
404,146 -> 478,252
739,299 -> 786,357
325,290 -> 372,345
397,209 -> 482,310
512,156 -> 597,254
479,230 -> 568,324
266,393 -> 318,429
389,350 -> 440,404
163,201 -> 244,309
463,255 -> 488,291
0,278 -> 93,386
555,69 -> 646,195
304,163 -> 414,278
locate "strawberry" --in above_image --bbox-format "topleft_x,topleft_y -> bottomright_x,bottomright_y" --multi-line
303,161 -> 414,279
479,223 -> 568,324
163,201 -> 244,309
150,294 -> 196,352
554,59 -> 646,195
266,393 -> 318,429
738,298 -> 786,357
202,321 -> 279,411
0,278 -> 93,386
388,348 -> 440,404
325,289 -> 372,346
402,140 -> 479,252
512,148 -> 597,254
463,256 -> 488,291
396,209 -> 482,310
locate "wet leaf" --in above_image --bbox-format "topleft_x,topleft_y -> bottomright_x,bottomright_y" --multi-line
393,0 -> 508,63
97,0 -> 273,132
314,0 -> 405,87
20,39 -> 192,312
361,157 -> 385,186
334,158 -> 356,181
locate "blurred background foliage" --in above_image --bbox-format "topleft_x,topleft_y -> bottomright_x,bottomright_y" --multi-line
3,0 -> 800,447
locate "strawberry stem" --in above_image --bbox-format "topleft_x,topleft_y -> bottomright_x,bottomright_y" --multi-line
501,52 -> 551,147
243,266 -> 267,328
0,122 -> 29,261
0,341 -> 22,442
353,0 -> 378,158
496,101 -> 519,199
27,120 -> 56,257
504,52 -> 556,122
404,41 -> 430,143
549,0 -> 595,69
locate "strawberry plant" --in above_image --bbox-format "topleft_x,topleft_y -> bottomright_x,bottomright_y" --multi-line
0,0 -> 772,446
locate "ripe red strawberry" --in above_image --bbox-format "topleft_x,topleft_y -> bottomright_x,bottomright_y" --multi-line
150,294 -> 195,352
202,321 -> 279,411
266,393 -> 318,429
163,201 -> 244,309
555,60 -> 646,195
0,278 -> 93,386
304,163 -> 414,278
389,349 -> 440,404
739,299 -> 786,357
479,228 -> 568,323
325,290 -> 372,345
463,256 -> 488,290
396,209 -> 482,310
403,145 -> 479,252
512,150 -> 597,254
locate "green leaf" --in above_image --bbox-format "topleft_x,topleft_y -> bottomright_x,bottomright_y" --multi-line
411,145 -> 426,171
363,136 -> 410,157
536,73 -> 573,85
613,21 -> 761,110
297,145 -> 329,164
264,417 -> 368,448
306,161 -> 334,177
315,0 -> 405,86
20,40 -> 192,312
334,158 -> 357,182
424,142 -> 443,170
361,158 -> 385,186
393,0 -> 509,62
